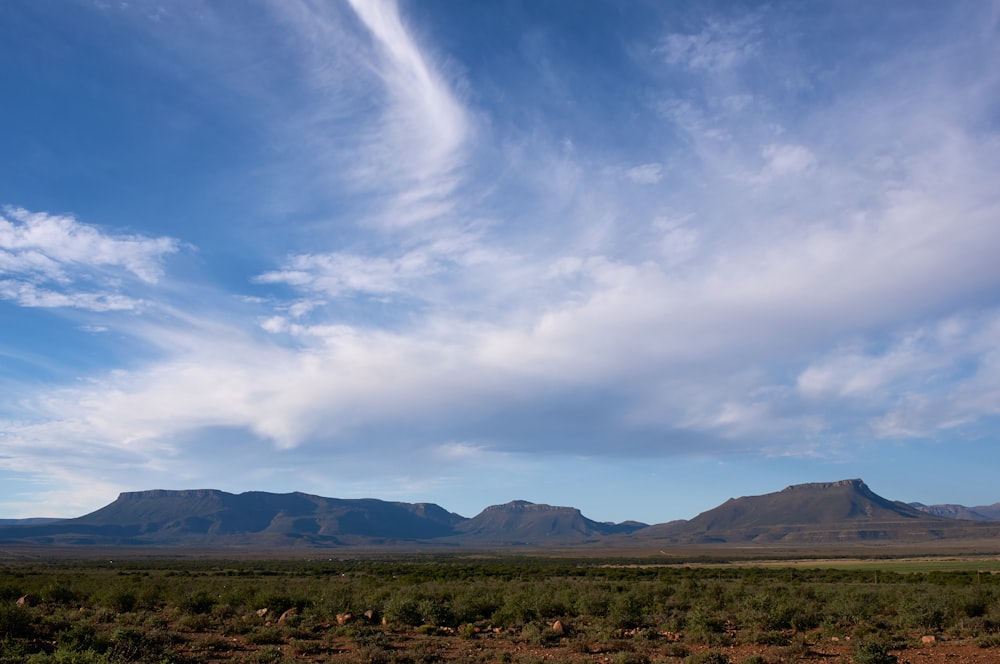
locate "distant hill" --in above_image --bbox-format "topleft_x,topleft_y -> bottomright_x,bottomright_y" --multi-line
635,479 -> 998,544
0,490 -> 466,547
452,500 -> 645,544
0,490 -> 641,548
910,502 -> 1000,521
1,480 -> 997,548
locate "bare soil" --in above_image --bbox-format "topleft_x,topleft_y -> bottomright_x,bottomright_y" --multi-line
180,623 -> 1000,663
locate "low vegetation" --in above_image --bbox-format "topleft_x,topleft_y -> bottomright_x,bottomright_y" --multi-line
1,554 -> 999,662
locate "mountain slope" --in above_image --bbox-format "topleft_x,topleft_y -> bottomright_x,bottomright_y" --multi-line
909,502 -> 993,521
910,502 -> 1000,521
639,479 -> 971,544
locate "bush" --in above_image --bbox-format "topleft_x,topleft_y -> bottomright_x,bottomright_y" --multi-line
103,589 -> 136,614
382,597 -> 423,626
246,645 -> 284,664
685,652 -> 730,664
181,590 -> 216,615
612,652 -> 650,664
977,633 -> 1000,648
0,604 -> 33,640
853,640 -> 898,664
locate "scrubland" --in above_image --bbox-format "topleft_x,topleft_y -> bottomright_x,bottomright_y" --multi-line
3,554 -> 1000,663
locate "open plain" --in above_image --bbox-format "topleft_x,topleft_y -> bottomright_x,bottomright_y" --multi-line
5,549 -> 1000,663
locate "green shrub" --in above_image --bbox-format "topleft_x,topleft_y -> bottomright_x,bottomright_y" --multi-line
244,627 -> 285,645
853,640 -> 897,664
977,633 -> 1000,648
612,652 -> 650,664
106,627 -> 171,663
609,594 -> 643,630
246,645 -> 284,664
57,623 -> 105,653
42,582 -> 79,605
181,590 -> 216,615
0,604 -> 33,640
382,597 -> 422,626
685,652 -> 730,664
103,589 -> 136,614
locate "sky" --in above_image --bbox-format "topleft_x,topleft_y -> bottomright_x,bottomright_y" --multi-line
1,1 -> 999,525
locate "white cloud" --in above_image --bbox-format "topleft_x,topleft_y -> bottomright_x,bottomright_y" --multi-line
0,281 -> 139,311
0,207 -> 177,282
0,207 -> 179,312
265,0 -> 471,229
658,16 -> 761,73
624,163 -> 664,184
256,249 -> 440,298
758,143 -> 817,180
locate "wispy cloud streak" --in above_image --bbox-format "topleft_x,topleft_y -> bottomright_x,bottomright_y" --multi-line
0,208 -> 179,311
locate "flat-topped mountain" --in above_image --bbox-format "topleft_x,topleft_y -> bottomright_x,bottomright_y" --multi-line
0,490 -> 465,547
0,491 -> 640,547
637,479 -> 1000,544
453,500 -> 645,544
1,480 -> 998,548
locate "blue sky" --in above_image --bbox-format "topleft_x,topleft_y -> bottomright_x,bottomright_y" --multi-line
1,0 -> 999,524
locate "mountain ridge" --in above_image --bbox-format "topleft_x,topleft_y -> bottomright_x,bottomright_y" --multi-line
1,480 -> 998,548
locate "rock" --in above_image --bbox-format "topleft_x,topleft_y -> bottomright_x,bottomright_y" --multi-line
336,612 -> 353,625
256,608 -> 268,617
551,620 -> 565,635
277,607 -> 299,625
921,635 -> 936,644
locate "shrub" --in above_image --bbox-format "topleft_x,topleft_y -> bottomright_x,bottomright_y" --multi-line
57,622 -> 105,653
609,595 -> 644,630
740,656 -> 767,664
106,627 -> 170,663
181,590 -> 216,615
103,589 -> 136,614
612,652 -> 650,664
246,645 -> 284,664
0,604 -> 33,640
853,640 -> 898,664
977,633 -> 1000,648
42,582 -> 79,605
685,652 -> 730,664
383,597 -> 423,626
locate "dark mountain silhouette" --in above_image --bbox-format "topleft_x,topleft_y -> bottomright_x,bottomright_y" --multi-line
452,500 -> 645,544
0,490 -> 466,547
0,491 -> 642,547
910,502 -> 1000,521
0,480 -> 997,548
636,479 -> 1000,544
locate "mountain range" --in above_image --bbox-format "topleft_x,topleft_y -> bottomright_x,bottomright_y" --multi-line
1,479 -> 998,548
